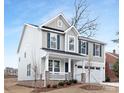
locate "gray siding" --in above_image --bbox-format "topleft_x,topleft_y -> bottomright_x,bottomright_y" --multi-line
46,16 -> 69,31
42,30 -> 65,51
83,42 -> 104,62
65,28 -> 78,53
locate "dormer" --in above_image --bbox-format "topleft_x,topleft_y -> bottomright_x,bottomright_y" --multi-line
64,26 -> 79,53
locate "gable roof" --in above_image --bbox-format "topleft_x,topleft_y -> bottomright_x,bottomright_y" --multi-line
106,52 -> 119,59
65,26 -> 79,36
17,24 -> 38,53
79,36 -> 106,45
40,13 -> 71,28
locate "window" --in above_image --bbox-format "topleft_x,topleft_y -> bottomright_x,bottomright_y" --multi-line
95,44 -> 100,56
93,44 -> 101,56
90,66 -> 95,69
49,60 -> 53,72
24,52 -> 26,58
85,66 -> 88,69
96,67 -> 100,70
48,60 -> 60,72
77,66 -> 82,68
19,57 -> 20,62
81,41 -> 87,54
57,20 -> 63,27
54,60 -> 60,72
27,64 -> 31,76
69,36 -> 75,51
109,64 -> 113,69
50,33 -> 57,49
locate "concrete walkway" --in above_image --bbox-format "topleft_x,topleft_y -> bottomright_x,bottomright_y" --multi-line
101,82 -> 119,87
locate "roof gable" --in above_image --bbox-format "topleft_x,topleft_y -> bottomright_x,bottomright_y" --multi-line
40,13 -> 71,31
65,26 -> 79,36
106,52 -> 119,59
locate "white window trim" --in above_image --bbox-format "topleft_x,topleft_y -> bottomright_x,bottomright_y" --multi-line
94,43 -> 101,57
80,40 -> 87,55
27,64 -> 31,76
68,35 -> 75,52
49,59 -> 61,73
50,33 -> 57,50
57,20 -> 63,27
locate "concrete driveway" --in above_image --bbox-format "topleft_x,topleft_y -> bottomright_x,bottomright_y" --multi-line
101,82 -> 119,87
42,84 -> 118,93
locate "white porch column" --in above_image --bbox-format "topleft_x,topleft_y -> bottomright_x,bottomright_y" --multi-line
45,54 -> 49,71
44,54 -> 49,87
68,58 -> 72,80
68,58 -> 71,72
82,59 -> 85,73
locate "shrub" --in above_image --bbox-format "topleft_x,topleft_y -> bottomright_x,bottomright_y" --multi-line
52,84 -> 57,88
105,75 -> 110,82
46,84 -> 51,88
69,80 -> 73,83
64,80 -> 68,84
58,82 -> 64,86
66,81 -> 71,85
72,79 -> 77,84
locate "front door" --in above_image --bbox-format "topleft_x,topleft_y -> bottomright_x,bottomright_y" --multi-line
65,62 -> 68,72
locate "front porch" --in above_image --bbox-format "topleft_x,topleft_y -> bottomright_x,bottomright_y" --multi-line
41,50 -> 86,87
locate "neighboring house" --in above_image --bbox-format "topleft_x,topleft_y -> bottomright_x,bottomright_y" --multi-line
4,67 -> 18,77
105,50 -> 119,82
17,13 -> 106,87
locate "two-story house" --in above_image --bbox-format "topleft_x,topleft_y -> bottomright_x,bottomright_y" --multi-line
17,13 -> 106,87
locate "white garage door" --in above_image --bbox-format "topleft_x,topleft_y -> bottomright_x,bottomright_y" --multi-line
75,65 -> 83,82
85,66 -> 103,83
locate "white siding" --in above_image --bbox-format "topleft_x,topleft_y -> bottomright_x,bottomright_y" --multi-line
18,25 -> 45,81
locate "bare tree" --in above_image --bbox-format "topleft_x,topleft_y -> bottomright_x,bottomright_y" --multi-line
30,51 -> 40,92
112,31 -> 119,44
71,0 -> 98,37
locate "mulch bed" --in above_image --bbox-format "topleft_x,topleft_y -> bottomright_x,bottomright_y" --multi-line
80,83 -> 104,90
27,83 -> 81,93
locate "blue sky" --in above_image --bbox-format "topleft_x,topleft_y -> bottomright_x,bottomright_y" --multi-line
4,0 -> 118,68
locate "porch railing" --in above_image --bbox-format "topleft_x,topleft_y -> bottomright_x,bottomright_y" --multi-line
49,72 -> 70,80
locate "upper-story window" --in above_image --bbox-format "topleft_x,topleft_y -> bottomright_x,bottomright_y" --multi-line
50,33 -> 57,49
93,43 -> 102,57
81,41 -> 87,54
47,32 -> 60,49
57,20 -> 63,27
68,36 -> 75,52
95,44 -> 100,56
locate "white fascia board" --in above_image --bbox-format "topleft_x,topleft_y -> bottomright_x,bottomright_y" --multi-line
17,23 -> 39,53
78,35 -> 106,45
39,13 -> 71,28
65,26 -> 79,36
